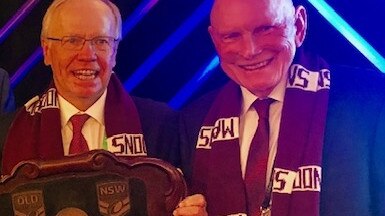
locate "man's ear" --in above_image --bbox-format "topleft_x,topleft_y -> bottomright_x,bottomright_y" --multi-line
208,25 -> 215,41
208,25 -> 220,51
294,5 -> 307,47
41,38 -> 52,66
111,44 -> 119,68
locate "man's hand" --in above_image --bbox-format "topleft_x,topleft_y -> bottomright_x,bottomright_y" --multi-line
173,194 -> 208,216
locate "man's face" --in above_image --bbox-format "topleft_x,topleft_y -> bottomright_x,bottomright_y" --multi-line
209,0 -> 306,97
42,0 -> 118,109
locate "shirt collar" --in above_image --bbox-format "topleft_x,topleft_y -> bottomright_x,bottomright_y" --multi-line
240,75 -> 287,115
58,89 -> 107,127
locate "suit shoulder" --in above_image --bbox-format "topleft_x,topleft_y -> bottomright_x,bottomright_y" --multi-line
131,96 -> 178,130
0,111 -> 18,131
0,111 -> 18,158
331,65 -> 385,90
181,89 -> 219,114
132,96 -> 176,116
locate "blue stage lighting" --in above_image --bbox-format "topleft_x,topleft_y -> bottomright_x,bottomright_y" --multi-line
168,55 -> 219,109
123,0 -> 213,92
122,0 -> 159,38
307,0 -> 385,72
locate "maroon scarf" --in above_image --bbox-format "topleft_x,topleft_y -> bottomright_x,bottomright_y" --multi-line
192,49 -> 330,216
2,74 -> 144,175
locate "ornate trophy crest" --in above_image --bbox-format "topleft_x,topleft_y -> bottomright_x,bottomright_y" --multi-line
12,190 -> 46,216
97,181 -> 130,216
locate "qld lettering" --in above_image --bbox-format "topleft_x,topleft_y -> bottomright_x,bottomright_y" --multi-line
108,133 -> 147,156
196,117 -> 239,149
288,64 -> 330,92
25,88 -> 59,115
273,165 -> 322,194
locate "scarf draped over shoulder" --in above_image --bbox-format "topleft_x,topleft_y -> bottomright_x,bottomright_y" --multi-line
2,74 -> 145,175
192,49 -> 330,216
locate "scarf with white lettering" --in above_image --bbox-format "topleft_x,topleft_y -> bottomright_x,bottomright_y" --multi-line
191,49 -> 330,216
2,73 -> 144,175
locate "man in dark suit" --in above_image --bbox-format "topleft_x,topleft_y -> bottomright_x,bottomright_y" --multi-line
173,0 -> 385,215
0,0 -> 179,178
0,68 -> 15,114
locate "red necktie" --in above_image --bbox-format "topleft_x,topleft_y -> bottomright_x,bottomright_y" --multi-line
244,99 -> 273,216
69,114 -> 90,155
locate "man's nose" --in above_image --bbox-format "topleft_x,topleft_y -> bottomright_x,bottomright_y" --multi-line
77,41 -> 97,60
240,35 -> 261,59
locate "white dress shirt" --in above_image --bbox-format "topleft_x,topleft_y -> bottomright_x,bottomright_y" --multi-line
239,77 -> 287,184
59,90 -> 107,155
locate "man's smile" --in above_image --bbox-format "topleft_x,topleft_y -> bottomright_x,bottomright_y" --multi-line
73,69 -> 98,80
238,58 -> 274,71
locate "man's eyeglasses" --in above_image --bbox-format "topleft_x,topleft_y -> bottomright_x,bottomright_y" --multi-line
46,36 -> 119,51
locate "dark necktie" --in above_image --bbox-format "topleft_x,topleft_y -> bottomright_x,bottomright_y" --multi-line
69,114 -> 90,155
244,99 -> 273,216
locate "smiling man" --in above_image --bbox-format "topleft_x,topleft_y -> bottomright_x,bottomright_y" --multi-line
42,0 -> 118,111
0,0 -> 179,177
174,0 -> 385,215
208,0 -> 300,99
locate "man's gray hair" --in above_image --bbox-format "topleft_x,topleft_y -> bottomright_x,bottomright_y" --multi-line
41,0 -> 122,39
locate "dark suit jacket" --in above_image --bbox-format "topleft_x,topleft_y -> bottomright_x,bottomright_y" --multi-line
179,65 -> 385,215
0,68 -> 15,114
0,96 -> 179,173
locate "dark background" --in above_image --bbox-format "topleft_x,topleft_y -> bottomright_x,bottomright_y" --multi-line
1,0 -> 384,108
